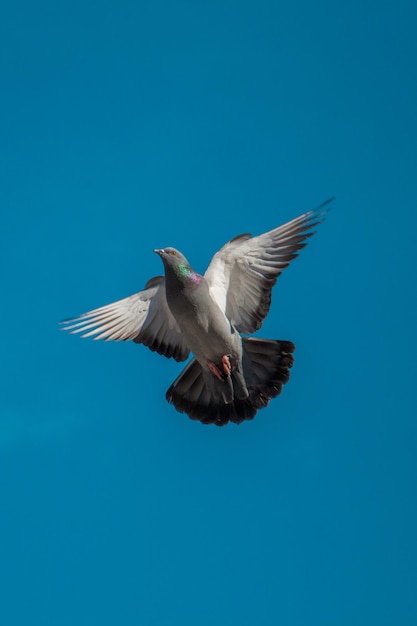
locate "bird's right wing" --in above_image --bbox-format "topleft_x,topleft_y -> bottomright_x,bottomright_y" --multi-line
205,199 -> 332,334
60,276 -> 190,362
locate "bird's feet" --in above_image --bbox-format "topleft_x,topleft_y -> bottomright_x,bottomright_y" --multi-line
222,354 -> 231,377
207,355 -> 232,380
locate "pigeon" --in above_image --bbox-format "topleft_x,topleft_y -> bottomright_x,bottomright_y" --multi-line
61,199 -> 331,426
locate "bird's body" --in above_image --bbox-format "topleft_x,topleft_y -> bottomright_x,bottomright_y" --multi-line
163,261 -> 236,365
156,247 -> 248,406
62,199 -> 331,426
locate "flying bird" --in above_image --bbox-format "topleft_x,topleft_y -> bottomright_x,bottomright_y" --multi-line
61,199 -> 331,426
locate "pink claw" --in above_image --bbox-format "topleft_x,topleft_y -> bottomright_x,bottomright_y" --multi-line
222,355 -> 231,377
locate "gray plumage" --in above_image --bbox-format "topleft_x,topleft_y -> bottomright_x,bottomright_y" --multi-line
61,199 -> 331,426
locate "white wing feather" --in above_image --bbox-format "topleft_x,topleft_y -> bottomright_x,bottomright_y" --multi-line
60,276 -> 190,361
205,200 -> 331,334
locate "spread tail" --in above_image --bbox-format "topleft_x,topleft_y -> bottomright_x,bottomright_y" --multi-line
166,338 -> 295,426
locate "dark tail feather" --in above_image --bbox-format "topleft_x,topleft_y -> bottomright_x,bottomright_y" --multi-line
165,339 -> 295,426
242,338 -> 295,410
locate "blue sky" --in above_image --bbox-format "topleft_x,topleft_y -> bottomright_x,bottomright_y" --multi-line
1,0 -> 417,624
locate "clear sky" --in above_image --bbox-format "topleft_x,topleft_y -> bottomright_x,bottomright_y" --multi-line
1,0 -> 417,624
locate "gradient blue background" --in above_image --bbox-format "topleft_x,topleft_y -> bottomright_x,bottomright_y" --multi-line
1,1 -> 416,624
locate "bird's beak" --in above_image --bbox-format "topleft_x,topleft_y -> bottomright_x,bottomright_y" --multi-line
154,248 -> 164,257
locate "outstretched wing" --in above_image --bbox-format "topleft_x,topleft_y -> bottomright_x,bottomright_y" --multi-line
205,199 -> 332,334
60,276 -> 190,362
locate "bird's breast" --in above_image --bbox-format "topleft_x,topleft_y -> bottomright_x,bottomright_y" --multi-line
166,284 -> 240,362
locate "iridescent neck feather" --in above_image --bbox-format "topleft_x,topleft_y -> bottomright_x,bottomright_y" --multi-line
178,262 -> 202,283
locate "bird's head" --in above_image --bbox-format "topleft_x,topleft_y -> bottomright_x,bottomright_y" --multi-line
154,247 -> 196,280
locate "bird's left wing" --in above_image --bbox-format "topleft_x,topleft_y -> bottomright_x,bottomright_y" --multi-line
60,276 -> 190,361
205,199 -> 332,334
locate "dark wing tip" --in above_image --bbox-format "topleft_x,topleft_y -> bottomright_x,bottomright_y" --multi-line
317,196 -> 335,209
311,196 -> 335,221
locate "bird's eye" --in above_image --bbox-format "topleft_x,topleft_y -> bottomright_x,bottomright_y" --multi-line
171,250 -> 177,256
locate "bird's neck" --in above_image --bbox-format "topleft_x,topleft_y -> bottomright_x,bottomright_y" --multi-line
177,263 -> 202,284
